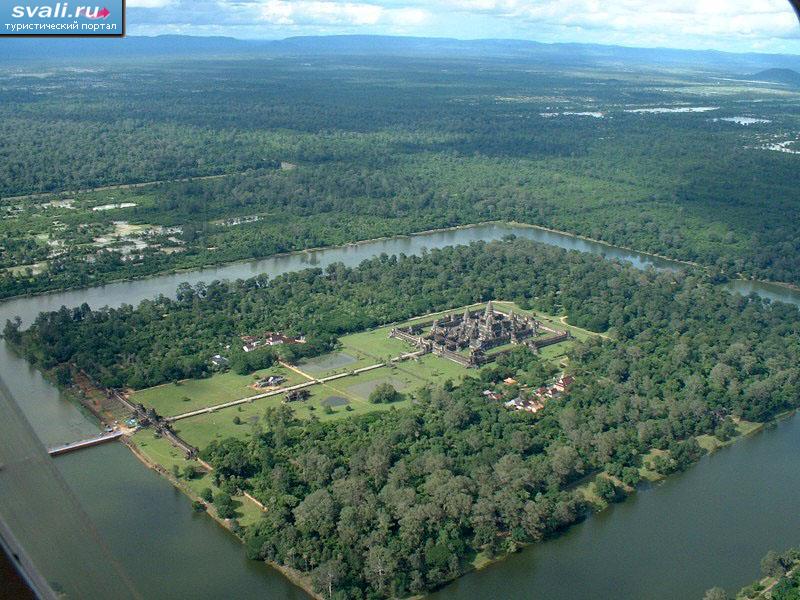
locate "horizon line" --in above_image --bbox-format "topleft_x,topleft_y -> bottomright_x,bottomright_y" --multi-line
111,32 -> 800,59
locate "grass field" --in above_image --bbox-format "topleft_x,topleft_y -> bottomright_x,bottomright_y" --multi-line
696,418 -> 763,452
153,301 -> 586,451
173,397 -> 274,447
327,365 -> 417,400
295,351 -> 377,378
339,329 -> 411,362
132,365 -> 309,417
393,353 -> 471,384
638,448 -> 669,482
173,365 -> 423,447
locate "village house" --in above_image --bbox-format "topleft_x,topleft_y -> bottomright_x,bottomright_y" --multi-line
503,374 -> 574,413
210,354 -> 229,369
284,389 -> 311,403
504,397 -> 526,410
242,332 -> 305,352
256,375 -> 286,388
504,396 -> 546,413
532,374 -> 575,401
554,375 -> 574,392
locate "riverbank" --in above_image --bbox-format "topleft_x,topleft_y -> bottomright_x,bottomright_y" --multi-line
505,221 -> 702,269
123,434 -> 321,600
454,414 -> 791,588
0,220 -> 487,303
0,219 -> 706,305
4,218 -> 800,307
732,275 -> 800,294
464,411 -> 800,583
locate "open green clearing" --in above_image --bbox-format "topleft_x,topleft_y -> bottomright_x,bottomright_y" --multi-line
151,302 -> 581,452
173,397 -> 276,448
172,364 -> 424,448
131,365 -> 309,417
295,351 -> 374,378
696,418 -> 764,453
132,302 -> 576,432
338,329 -> 411,362
345,374 -> 410,398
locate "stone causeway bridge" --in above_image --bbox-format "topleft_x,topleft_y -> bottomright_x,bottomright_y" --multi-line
47,430 -> 123,456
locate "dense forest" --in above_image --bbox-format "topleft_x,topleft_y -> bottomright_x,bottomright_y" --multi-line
10,239 -> 800,597
2,54 -> 800,299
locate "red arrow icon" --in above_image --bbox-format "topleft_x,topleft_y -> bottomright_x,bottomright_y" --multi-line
87,7 -> 110,19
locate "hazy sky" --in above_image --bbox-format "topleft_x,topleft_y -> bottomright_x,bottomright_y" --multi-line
127,0 -> 800,54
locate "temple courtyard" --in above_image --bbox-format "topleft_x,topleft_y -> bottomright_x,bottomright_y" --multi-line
130,302 -> 593,451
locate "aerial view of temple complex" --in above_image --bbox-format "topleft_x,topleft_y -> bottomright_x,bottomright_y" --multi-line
390,302 -> 570,367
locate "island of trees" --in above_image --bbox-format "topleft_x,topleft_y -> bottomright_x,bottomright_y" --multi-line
8,238 -> 800,598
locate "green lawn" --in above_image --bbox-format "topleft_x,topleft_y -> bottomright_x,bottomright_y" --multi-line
173,394 -> 286,447
164,301 -> 588,449
638,448 -> 669,482
327,364 -> 418,400
132,365 -> 309,417
316,375 -> 414,421
295,351 -> 377,378
173,364 -> 433,447
397,353 -> 471,384
697,418 -> 764,452
171,382 -> 365,447
339,328 -> 411,362
537,342 -> 574,367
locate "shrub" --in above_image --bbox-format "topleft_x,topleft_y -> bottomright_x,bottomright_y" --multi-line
368,383 -> 402,404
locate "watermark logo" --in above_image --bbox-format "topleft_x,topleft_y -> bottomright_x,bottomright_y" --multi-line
1,0 -> 124,36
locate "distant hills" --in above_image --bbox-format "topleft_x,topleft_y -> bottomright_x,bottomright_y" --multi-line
2,34 -> 800,73
752,68 -> 800,86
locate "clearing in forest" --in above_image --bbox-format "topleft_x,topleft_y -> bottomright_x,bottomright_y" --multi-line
133,302 -> 587,452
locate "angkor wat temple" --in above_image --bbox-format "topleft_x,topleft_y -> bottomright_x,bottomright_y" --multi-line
390,302 -> 569,367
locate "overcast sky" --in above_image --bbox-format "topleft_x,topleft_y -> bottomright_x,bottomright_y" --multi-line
127,0 -> 800,54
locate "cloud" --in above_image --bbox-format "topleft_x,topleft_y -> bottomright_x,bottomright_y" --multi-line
125,0 -> 800,52
127,0 -> 175,7
440,0 -> 800,42
387,7 -> 430,27
258,0 -> 429,27
260,1 -> 382,25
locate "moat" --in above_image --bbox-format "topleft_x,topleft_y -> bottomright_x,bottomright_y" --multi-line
2,222 -> 799,599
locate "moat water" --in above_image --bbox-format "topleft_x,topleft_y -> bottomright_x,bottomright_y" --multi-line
1,222 -> 798,599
